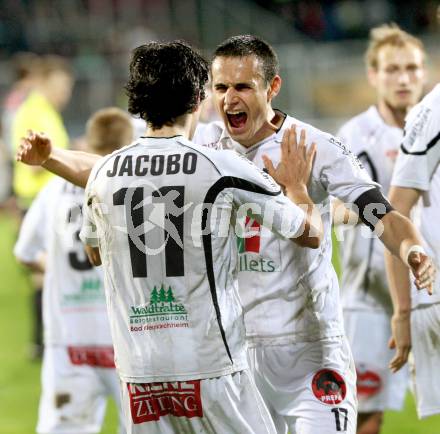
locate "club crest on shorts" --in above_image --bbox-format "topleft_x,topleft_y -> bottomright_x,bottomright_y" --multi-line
356,369 -> 382,397
311,369 -> 347,405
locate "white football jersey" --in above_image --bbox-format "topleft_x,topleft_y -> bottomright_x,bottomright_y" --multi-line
80,136 -> 306,383
337,106 -> 402,313
392,84 -> 440,306
193,115 -> 378,343
14,178 -> 112,346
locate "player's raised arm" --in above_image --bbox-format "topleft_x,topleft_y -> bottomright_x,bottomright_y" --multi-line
262,125 -> 323,248
16,130 -> 100,188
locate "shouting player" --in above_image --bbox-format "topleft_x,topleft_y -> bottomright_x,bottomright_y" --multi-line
14,107 -> 133,433
336,25 -> 426,434
192,35 -> 434,434
18,41 -> 322,434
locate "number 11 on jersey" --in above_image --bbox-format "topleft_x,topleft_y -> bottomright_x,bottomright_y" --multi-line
113,186 -> 185,278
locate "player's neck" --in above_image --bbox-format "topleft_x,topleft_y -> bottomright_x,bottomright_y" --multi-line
376,100 -> 407,129
146,114 -> 193,139
241,108 -> 285,148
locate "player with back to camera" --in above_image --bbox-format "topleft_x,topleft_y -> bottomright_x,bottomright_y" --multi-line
17,40 -> 323,434
14,107 -> 133,434
334,24 -> 426,434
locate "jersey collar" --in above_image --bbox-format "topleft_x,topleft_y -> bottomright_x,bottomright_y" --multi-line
137,135 -> 188,148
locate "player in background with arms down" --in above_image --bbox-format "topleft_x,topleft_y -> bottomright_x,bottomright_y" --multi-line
16,36 -> 435,434
14,108 -> 133,434
18,41 -> 322,434
13,54 -> 75,359
386,82 -> 440,419
194,35 -> 434,434
334,25 -> 426,434
12,55 -> 74,209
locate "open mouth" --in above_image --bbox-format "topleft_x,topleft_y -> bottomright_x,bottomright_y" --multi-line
226,111 -> 247,129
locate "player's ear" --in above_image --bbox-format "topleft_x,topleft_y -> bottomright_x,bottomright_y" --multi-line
267,75 -> 282,102
367,67 -> 377,88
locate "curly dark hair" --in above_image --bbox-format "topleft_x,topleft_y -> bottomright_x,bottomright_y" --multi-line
213,35 -> 279,85
126,41 -> 209,129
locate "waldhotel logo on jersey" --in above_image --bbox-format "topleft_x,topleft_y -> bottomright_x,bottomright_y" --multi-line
237,217 -> 279,272
129,285 -> 189,332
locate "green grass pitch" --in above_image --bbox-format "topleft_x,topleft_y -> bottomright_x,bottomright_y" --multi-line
0,214 -> 439,433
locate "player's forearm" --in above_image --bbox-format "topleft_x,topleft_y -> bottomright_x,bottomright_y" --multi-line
286,186 -> 323,248
42,148 -> 100,188
379,211 -> 423,263
331,198 -> 359,226
385,249 -> 412,314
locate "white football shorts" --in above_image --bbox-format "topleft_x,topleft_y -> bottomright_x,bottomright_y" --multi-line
120,369 -> 277,434
247,336 -> 357,434
410,303 -> 440,418
37,345 -> 125,434
343,309 -> 408,413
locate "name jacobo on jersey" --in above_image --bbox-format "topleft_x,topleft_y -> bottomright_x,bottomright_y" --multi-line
80,136 -> 305,383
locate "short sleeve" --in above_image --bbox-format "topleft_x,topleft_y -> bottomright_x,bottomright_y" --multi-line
316,134 -> 379,203
337,120 -> 363,156
392,99 -> 440,192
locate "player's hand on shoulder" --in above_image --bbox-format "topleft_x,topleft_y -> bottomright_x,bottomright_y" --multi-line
388,311 -> 411,373
16,130 -> 52,166
408,251 -> 436,295
262,125 -> 316,194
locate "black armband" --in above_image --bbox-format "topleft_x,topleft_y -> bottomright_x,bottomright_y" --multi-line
353,187 -> 394,231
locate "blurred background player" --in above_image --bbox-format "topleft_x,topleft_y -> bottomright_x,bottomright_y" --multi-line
386,82 -> 440,420
0,52 -> 42,207
335,25 -> 426,434
12,54 -> 74,359
12,54 -> 74,209
14,107 -> 133,434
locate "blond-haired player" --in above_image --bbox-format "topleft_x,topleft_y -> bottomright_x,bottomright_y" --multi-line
335,25 -> 426,434
15,107 -> 133,434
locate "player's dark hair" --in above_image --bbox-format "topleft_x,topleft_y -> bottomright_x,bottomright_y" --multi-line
126,41 -> 209,129
213,35 -> 279,85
